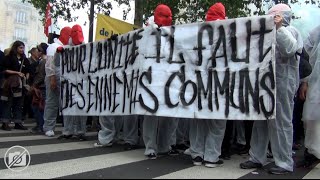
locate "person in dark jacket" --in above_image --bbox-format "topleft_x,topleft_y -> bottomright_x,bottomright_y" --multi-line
0,41 -> 30,131
30,43 -> 48,133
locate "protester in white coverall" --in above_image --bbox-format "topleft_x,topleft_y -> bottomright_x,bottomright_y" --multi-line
94,116 -> 124,147
58,25 -> 87,141
298,25 -> 320,167
143,4 -> 180,160
171,118 -> 190,152
43,27 -> 72,137
122,115 -> 141,150
240,4 -> 303,175
188,2 -> 227,168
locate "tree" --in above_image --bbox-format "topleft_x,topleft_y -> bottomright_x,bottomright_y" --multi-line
25,0 -> 319,26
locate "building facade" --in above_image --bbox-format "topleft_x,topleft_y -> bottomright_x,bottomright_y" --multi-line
0,0 -> 46,52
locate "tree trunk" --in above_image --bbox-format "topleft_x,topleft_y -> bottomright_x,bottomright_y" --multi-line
134,0 -> 144,27
88,0 -> 95,42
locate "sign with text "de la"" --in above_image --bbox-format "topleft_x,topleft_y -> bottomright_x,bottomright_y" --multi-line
95,14 -> 140,41
60,15 -> 276,120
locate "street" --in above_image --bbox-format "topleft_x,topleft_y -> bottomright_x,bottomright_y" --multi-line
0,122 -> 319,179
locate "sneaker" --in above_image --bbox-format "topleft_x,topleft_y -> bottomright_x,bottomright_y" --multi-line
220,151 -> 231,160
94,142 -> 113,148
168,149 -> 180,156
268,166 -> 291,175
58,134 -> 73,140
124,143 -> 138,151
147,153 -> 157,160
31,126 -> 41,133
77,135 -> 87,141
1,123 -> 11,131
116,139 -> 126,145
45,130 -> 55,137
31,128 -> 44,134
297,151 -> 320,168
174,144 -> 189,152
193,156 -> 203,166
234,144 -> 249,155
240,161 -> 263,169
204,160 -> 224,168
184,148 -> 191,155
14,123 -> 28,130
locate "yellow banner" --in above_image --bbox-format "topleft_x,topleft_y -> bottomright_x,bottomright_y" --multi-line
95,14 -> 140,41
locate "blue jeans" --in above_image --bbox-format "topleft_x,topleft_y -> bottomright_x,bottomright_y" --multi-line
32,89 -> 46,131
0,96 -> 23,123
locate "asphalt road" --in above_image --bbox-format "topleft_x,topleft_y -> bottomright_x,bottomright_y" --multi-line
0,122 -> 319,179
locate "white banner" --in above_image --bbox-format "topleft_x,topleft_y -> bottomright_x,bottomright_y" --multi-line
60,15 -> 276,120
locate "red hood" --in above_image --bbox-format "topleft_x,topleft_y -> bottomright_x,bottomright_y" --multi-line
71,24 -> 84,45
206,2 -> 226,22
59,27 -> 72,45
154,4 -> 172,27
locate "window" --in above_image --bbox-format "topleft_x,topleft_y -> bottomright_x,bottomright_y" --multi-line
16,11 -> 27,24
14,28 -> 26,40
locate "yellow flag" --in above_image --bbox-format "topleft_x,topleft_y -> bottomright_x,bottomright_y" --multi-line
95,14 -> 140,41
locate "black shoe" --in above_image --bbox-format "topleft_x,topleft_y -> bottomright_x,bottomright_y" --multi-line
175,144 -> 189,152
204,160 -> 224,168
1,123 -> 11,131
77,135 -> 87,141
147,153 -> 157,160
14,123 -> 28,130
240,161 -> 263,169
124,143 -> 138,151
193,156 -> 203,166
268,166 -> 291,175
220,151 -> 231,160
168,149 -> 180,156
234,144 -> 249,155
297,151 -> 320,168
238,148 -> 249,155
31,127 -> 44,134
297,158 -> 320,168
58,135 -> 73,140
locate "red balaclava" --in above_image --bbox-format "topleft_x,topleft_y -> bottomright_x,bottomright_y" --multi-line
59,26 -> 72,45
71,24 -> 84,45
154,4 -> 172,27
206,2 -> 226,22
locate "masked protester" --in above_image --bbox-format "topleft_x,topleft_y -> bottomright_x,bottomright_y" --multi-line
141,4 -> 180,160
297,25 -> 320,167
43,27 -> 72,137
187,2 -> 226,168
57,24 -> 88,141
0,41 -> 30,131
154,4 -> 172,27
93,28 -> 124,147
240,4 -> 303,175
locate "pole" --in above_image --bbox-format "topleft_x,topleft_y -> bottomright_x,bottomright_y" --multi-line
134,0 -> 143,27
89,0 -> 94,42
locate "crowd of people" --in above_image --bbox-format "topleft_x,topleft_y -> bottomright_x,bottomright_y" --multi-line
0,2 -> 319,176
